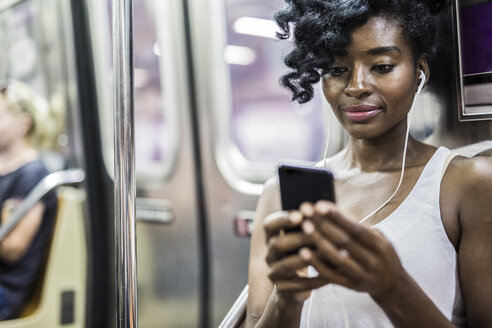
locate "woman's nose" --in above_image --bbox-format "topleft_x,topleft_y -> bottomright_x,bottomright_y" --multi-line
344,67 -> 371,98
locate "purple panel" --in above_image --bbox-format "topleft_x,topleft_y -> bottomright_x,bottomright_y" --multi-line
460,2 -> 492,75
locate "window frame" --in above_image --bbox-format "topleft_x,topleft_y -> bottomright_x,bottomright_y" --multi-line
86,0 -> 181,182
201,0 -> 342,195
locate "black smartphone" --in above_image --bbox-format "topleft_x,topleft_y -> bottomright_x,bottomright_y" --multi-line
278,164 -> 336,211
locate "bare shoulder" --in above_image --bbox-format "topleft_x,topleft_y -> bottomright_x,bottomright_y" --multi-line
444,155 -> 492,199
443,155 -> 492,238
257,177 -> 282,217
250,176 -> 282,252
250,176 -> 282,244
264,176 -> 280,196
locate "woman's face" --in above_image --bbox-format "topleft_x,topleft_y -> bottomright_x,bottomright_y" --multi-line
322,15 -> 427,140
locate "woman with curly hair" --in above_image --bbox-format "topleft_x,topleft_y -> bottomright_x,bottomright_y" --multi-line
247,1 -> 492,327
0,81 -> 60,319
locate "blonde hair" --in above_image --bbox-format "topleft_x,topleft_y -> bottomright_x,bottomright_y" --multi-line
1,80 -> 65,150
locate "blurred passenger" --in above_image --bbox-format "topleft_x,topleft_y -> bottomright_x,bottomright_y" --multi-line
247,1 -> 492,327
0,80 -> 60,320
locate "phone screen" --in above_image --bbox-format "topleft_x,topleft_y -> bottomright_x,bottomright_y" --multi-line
278,165 -> 336,210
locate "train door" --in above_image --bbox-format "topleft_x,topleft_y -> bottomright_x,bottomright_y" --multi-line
85,0 -> 204,327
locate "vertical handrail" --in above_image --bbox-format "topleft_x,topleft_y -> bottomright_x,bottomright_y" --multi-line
113,0 -> 137,328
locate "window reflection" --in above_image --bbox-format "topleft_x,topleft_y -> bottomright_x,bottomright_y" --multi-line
1,0 -> 43,95
224,0 -> 326,164
107,0 -> 170,173
133,0 -> 169,172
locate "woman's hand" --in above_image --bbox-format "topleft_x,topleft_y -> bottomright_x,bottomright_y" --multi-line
299,201 -> 407,299
263,210 -> 325,301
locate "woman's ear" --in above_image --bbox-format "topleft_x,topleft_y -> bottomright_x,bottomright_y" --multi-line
418,55 -> 430,88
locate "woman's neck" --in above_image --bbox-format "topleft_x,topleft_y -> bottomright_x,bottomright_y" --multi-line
343,121 -> 420,172
0,140 -> 38,175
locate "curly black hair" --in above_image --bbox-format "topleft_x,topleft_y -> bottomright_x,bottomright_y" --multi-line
274,0 -> 449,103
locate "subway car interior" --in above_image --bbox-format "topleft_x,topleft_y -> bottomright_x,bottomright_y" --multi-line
0,0 -> 491,327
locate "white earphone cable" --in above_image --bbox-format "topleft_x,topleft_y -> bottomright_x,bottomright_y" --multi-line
359,71 -> 423,223
308,71 -> 425,326
323,112 -> 332,169
358,103 -> 414,224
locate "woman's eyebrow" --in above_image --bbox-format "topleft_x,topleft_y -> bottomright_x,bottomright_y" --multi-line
333,46 -> 402,58
366,46 -> 401,55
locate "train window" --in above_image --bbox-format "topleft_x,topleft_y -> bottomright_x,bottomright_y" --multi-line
0,0 -> 46,95
88,0 -> 179,181
0,0 -> 76,169
132,0 -> 179,178
214,0 -> 343,193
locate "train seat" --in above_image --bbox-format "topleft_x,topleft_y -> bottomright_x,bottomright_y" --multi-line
0,186 -> 87,328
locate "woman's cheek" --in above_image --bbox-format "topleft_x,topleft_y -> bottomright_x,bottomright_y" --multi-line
388,68 -> 416,99
322,79 -> 345,104
390,84 -> 417,115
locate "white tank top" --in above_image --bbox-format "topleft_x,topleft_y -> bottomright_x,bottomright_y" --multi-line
300,147 -> 465,327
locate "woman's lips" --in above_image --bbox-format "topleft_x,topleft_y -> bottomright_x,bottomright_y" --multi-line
342,105 -> 382,123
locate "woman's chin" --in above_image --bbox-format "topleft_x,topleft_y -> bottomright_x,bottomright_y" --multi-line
342,118 -> 404,141
344,125 -> 383,141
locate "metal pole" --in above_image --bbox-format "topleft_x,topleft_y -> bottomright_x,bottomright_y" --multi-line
218,285 -> 249,328
113,0 -> 137,327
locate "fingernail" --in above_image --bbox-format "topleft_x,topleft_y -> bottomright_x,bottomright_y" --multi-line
299,247 -> 312,261
300,202 -> 314,216
302,220 -> 315,234
315,201 -> 331,214
289,211 -> 302,224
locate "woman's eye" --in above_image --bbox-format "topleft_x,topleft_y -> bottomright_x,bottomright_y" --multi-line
328,67 -> 347,77
372,64 -> 395,73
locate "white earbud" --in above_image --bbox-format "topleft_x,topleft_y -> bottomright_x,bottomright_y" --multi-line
416,70 -> 426,94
